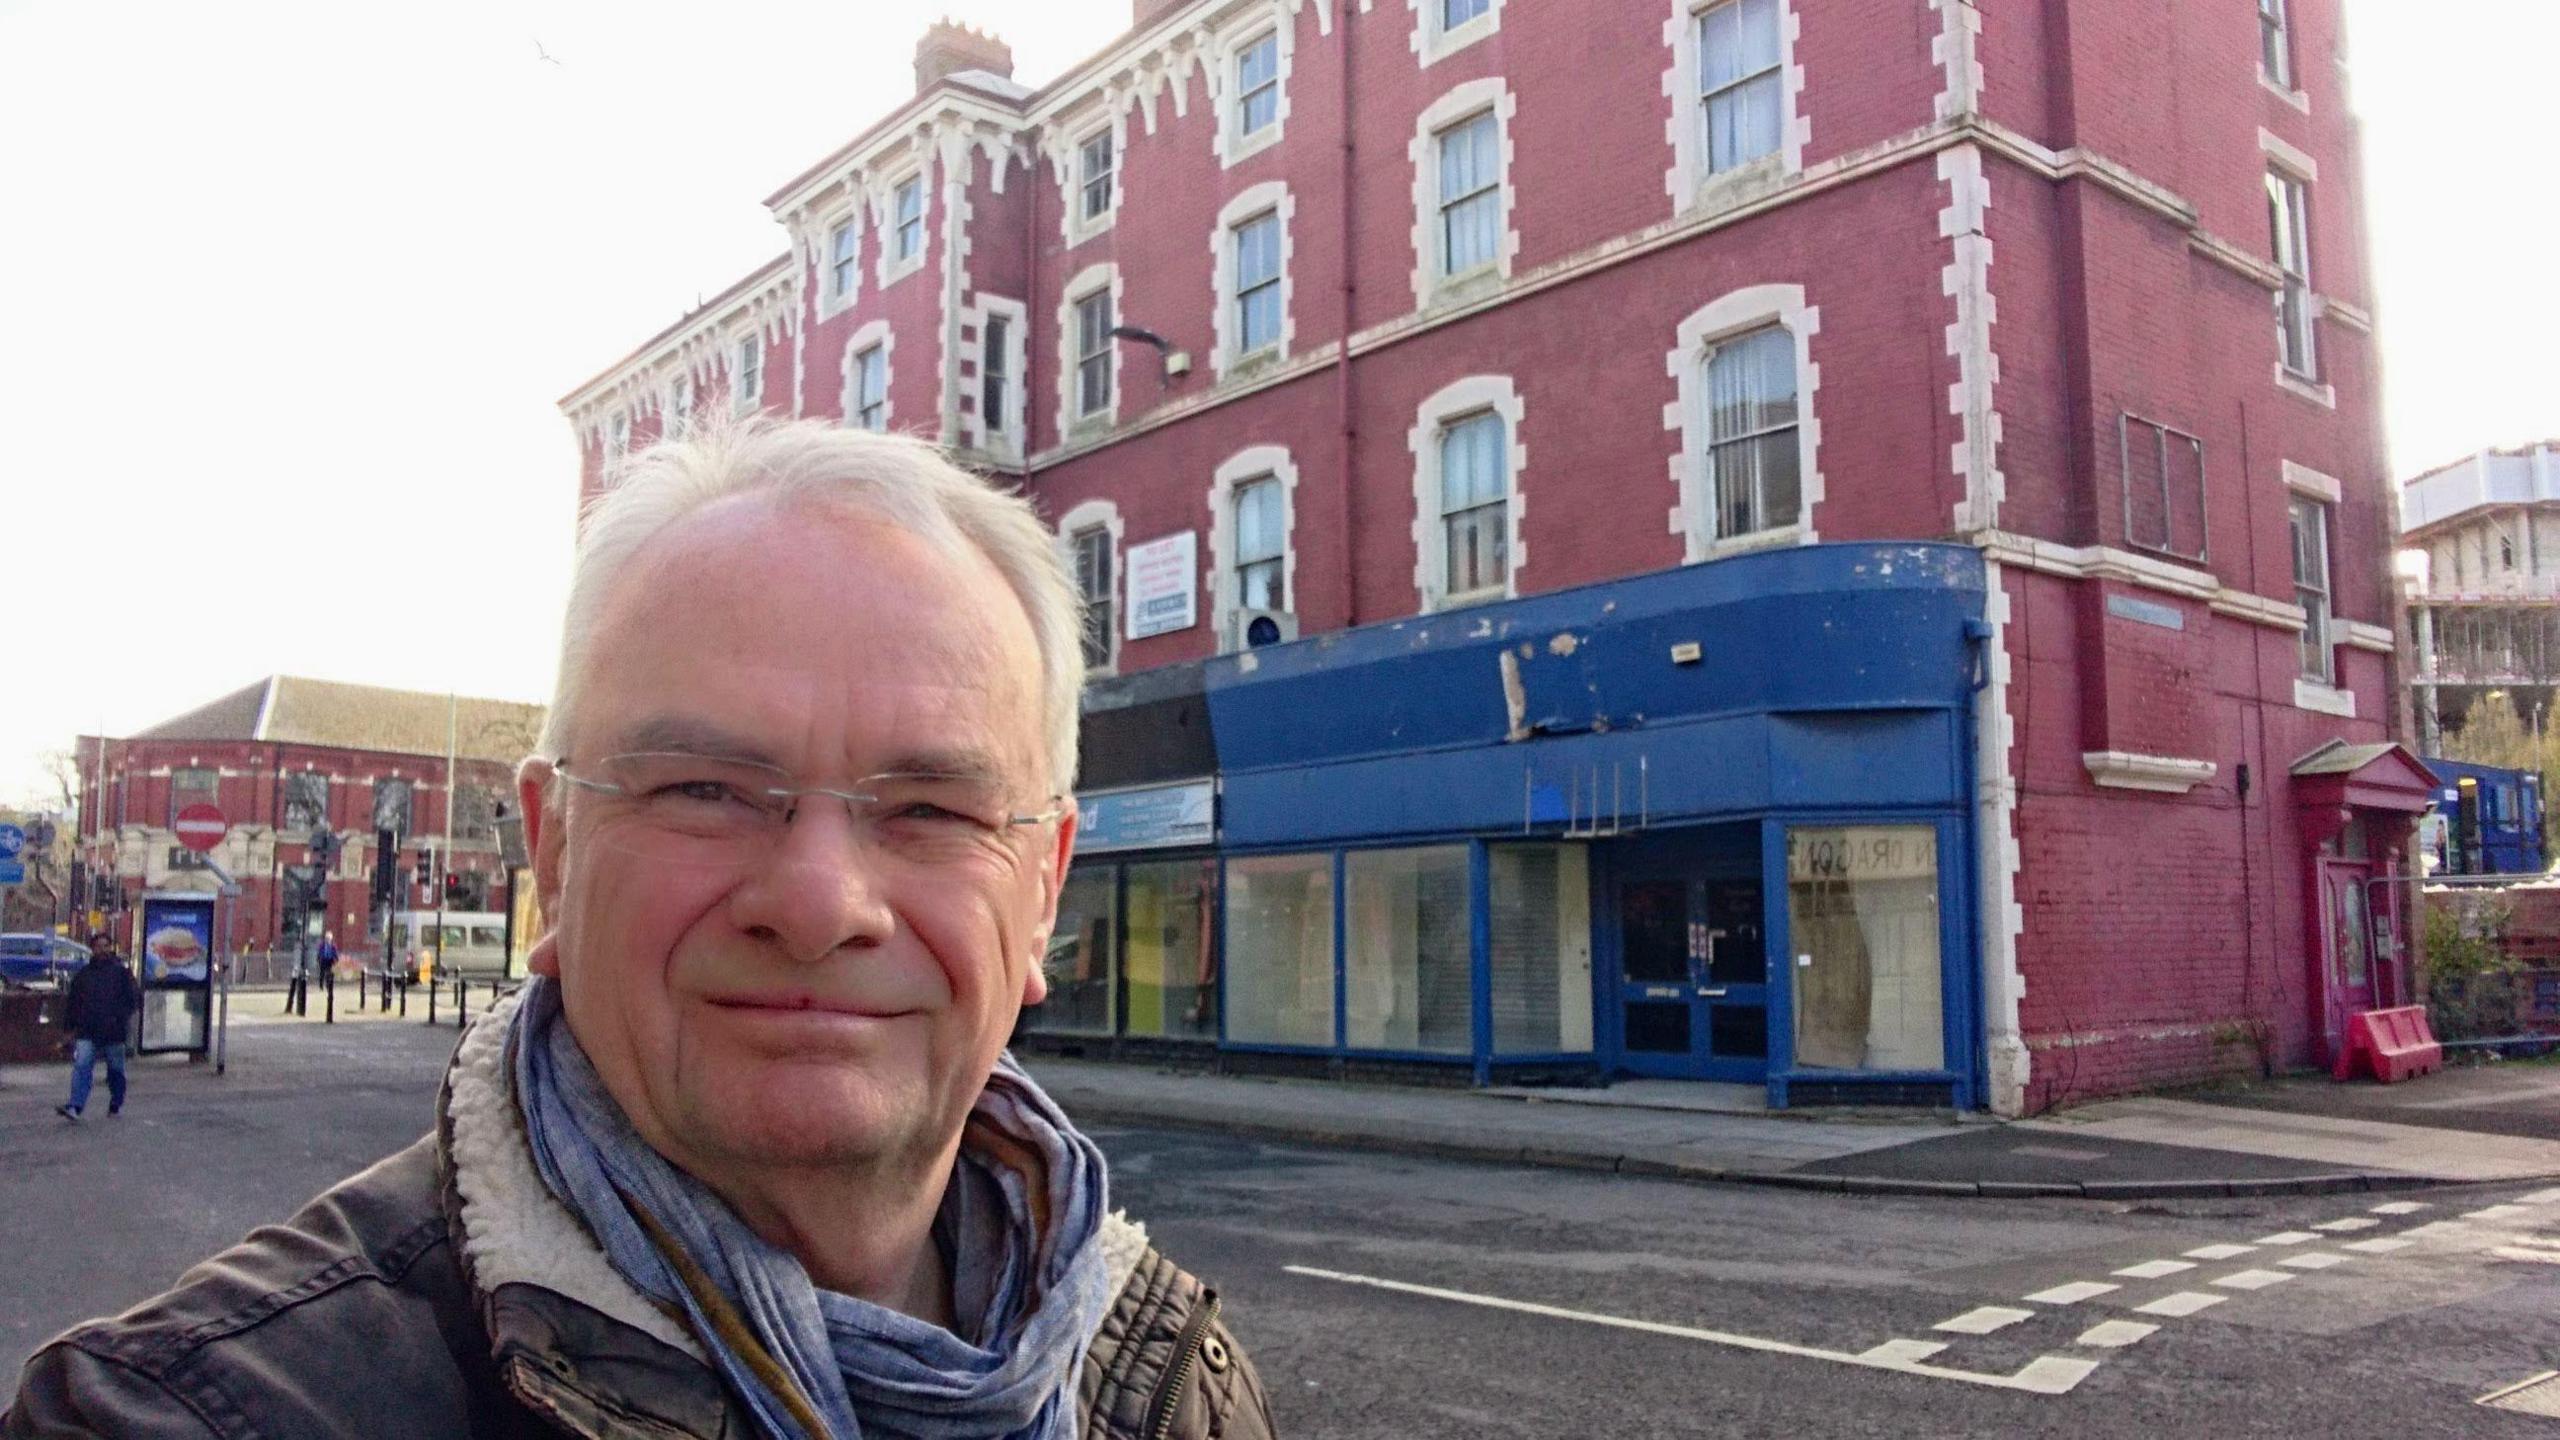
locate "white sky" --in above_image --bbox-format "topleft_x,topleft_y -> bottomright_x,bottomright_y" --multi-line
0,0 -> 2552,808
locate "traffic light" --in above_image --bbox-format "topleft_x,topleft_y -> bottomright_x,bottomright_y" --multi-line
444,872 -> 467,905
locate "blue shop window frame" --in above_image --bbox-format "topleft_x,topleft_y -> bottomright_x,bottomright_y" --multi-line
1214,838 -> 1594,1073
1760,812 -> 1981,1110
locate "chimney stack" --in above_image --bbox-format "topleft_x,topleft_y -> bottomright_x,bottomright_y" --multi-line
914,18 -> 1013,93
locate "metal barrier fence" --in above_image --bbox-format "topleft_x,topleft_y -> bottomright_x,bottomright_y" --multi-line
2426,967 -> 2560,1047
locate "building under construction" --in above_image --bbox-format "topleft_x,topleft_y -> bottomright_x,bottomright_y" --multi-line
2402,442 -> 2560,750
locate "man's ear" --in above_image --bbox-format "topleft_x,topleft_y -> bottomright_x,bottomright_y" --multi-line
1021,802 -> 1078,1008
517,761 -> 567,978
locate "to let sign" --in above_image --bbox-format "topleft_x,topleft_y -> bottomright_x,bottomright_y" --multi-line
173,803 -> 229,853
1125,531 -> 1198,640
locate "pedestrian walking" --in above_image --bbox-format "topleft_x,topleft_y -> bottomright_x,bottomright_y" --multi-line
315,932 -> 339,979
57,936 -> 140,1121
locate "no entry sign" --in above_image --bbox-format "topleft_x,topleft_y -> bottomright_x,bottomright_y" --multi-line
173,803 -> 229,853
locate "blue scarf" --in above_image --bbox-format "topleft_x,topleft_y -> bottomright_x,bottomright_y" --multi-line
509,978 -> 1112,1440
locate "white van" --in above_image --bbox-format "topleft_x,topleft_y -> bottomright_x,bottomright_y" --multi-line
388,911 -> 513,981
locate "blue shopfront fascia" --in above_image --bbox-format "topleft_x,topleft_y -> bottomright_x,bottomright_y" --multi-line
1194,544 -> 1992,1107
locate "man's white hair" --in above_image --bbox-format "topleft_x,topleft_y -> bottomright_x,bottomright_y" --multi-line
536,417 -> 1086,789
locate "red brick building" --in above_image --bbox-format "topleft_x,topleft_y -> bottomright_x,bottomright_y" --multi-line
74,678 -> 545,965
558,0 -> 2409,1114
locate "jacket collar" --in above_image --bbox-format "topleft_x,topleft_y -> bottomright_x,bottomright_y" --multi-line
435,988 -> 1152,1368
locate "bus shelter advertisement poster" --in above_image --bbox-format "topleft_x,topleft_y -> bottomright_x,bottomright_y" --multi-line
139,896 -> 214,982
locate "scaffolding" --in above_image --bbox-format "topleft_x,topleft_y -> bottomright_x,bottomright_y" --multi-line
2411,598 -> 2560,750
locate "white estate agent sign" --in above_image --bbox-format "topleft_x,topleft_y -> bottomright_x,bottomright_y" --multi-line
1125,530 -> 1198,640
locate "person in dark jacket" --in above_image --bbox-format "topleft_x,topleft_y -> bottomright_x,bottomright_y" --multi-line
6,420 -> 1275,1439
56,937 -> 139,1120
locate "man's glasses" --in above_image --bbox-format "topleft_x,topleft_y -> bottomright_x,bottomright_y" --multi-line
551,752 -> 1064,869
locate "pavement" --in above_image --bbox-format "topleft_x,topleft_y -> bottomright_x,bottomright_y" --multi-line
1023,1053 -> 2560,1200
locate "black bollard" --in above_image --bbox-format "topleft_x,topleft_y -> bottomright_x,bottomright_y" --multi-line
457,976 -> 470,1028
427,978 -> 437,1026
357,968 -> 368,1010
324,968 -> 335,1024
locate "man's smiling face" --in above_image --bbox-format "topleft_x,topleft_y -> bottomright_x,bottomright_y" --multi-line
525,492 -> 1072,1179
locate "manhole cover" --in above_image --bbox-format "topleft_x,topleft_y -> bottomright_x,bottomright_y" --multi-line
2481,1371 -> 2560,1418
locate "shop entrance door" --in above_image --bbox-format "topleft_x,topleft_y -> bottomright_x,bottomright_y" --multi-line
1612,861 -> 1769,1082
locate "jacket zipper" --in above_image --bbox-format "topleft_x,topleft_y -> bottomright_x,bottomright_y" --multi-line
1141,1290 -> 1221,1440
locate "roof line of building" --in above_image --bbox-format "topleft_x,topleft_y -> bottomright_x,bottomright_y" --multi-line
554,251 -> 797,411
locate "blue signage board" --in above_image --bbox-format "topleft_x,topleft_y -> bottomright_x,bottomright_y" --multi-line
0,861 -> 21,885
0,824 -> 24,858
1075,781 -> 1215,855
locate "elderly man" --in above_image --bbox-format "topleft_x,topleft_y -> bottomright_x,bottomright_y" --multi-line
6,421 -> 1275,1440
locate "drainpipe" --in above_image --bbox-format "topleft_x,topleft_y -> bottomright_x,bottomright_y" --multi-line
1025,137 -> 1043,475
1334,0 -> 1358,629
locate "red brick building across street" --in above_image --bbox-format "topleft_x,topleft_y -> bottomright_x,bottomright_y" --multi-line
557,0 -> 2415,1115
74,677 -> 546,974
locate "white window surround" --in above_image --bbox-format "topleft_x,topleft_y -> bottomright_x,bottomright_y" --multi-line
876,168 -> 930,289
972,296 -> 1029,459
2259,70 -> 2310,114
1408,375 -> 1528,611
1662,0 -> 1807,209
1407,78 -> 1520,310
1207,444 -> 1301,651
1409,0 -> 1503,66
1211,11 -> 1292,169
2294,676 -> 2356,717
664,373 -> 694,440
2275,366 -> 2336,409
840,319 -> 893,431
730,333 -> 764,414
1057,498 -> 1125,675
1063,111 -> 1125,247
1057,263 -> 1125,440
819,209 -> 863,316
1663,284 -> 1823,562
2082,752 -> 2219,794
1211,182 -> 1296,379
2280,459 -> 2342,504
2258,127 -> 2318,182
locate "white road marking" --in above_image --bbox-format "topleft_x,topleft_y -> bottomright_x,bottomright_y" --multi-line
1281,1266 -> 2102,1395
2113,1259 -> 2195,1280
2401,1220 -> 2468,1240
2184,1244 -> 2255,1261
2518,1188 -> 2560,1206
2314,1217 -> 2381,1232
2212,1269 -> 2294,1291
2465,1204 -> 2533,1222
2341,1236 -> 2415,1255
2492,1246 -> 2560,1266
1859,1339 -> 1948,1364
2369,1201 -> 2430,1215
2279,1252 -> 2349,1270
2134,1291 -> 2228,1318
2252,1231 -> 2320,1245
1936,1306 -> 2036,1335
2024,1281 -> 2119,1306
2075,1320 -> 2160,1349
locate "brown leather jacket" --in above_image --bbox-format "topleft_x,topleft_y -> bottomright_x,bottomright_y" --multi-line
5,1005 -> 1275,1440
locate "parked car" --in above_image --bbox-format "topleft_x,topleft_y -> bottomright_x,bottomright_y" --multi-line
0,933 -> 89,988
